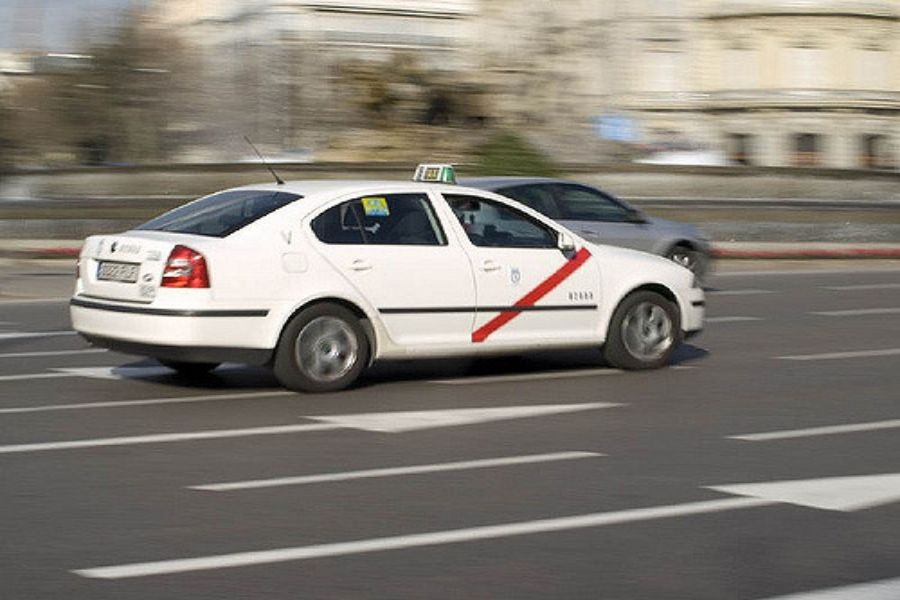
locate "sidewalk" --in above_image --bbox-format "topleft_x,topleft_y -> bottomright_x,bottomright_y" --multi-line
1,239 -> 899,261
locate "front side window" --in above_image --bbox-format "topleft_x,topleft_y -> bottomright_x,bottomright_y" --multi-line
445,194 -> 557,249
137,190 -> 302,238
311,193 -> 446,246
553,185 -> 630,222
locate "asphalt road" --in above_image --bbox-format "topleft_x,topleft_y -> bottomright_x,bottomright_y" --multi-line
1,264 -> 899,599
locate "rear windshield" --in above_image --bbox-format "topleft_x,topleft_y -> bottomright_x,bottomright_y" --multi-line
137,190 -> 302,237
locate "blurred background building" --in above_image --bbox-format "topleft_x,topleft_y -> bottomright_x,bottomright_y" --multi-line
1,0 -> 898,168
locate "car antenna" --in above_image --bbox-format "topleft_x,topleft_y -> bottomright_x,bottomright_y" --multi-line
243,135 -> 285,185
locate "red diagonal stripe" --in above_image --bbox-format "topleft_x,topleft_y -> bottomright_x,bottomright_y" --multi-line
472,247 -> 592,343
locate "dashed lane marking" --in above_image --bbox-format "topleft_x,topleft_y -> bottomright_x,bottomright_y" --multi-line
707,289 -> 775,296
706,316 -> 764,323
0,349 -> 107,360
811,308 -> 900,317
777,348 -> 900,361
756,577 -> 900,600
729,419 -> 900,442
429,368 -> 621,385
190,451 -> 603,491
0,372 -> 79,383
0,391 -> 294,415
0,331 -> 78,341
823,283 -> 900,291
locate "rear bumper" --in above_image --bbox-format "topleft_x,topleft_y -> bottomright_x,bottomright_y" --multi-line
70,295 -> 275,365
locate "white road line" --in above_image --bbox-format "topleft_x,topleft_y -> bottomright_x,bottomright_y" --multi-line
707,289 -> 774,296
812,308 -> 900,317
757,577 -> 900,600
0,372 -> 79,383
73,497 -> 772,579
0,349 -> 106,360
0,331 -> 78,341
706,316 -> 764,323
190,451 -> 603,492
777,348 -> 900,361
0,423 -> 341,454
824,283 -> 900,291
730,419 -> 900,442
0,297 -> 71,305
715,267 -> 900,277
0,391 -> 294,415
429,368 -> 622,385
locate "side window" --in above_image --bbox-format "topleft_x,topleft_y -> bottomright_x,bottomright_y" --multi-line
311,193 -> 446,246
554,185 -> 630,222
445,194 -> 557,249
498,185 -> 563,220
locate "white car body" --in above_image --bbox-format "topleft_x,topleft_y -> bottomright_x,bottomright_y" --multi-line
71,180 -> 704,383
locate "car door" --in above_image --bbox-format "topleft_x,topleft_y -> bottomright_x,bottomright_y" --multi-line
548,183 -> 658,253
309,191 -> 476,347
442,193 -> 602,346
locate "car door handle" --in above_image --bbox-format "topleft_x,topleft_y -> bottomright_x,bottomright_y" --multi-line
349,259 -> 373,272
480,260 -> 502,272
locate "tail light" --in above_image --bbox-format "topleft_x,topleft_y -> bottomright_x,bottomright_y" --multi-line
161,245 -> 210,288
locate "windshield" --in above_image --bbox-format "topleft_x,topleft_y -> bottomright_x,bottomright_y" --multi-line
137,190 -> 302,237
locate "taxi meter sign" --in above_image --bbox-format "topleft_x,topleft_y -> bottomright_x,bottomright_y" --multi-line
413,164 -> 457,184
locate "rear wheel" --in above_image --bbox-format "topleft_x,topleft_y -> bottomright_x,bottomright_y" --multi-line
666,244 -> 708,278
158,360 -> 220,376
273,303 -> 369,393
604,291 -> 680,370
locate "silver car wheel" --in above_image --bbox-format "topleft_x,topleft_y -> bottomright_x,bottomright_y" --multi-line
621,302 -> 674,362
294,316 -> 359,383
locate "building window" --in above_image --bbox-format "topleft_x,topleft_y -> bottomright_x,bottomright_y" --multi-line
861,134 -> 892,170
793,134 -> 822,167
728,134 -> 753,166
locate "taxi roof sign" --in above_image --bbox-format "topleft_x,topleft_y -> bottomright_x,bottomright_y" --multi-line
413,164 -> 457,184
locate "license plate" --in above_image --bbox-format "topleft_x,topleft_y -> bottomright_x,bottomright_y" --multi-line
97,261 -> 140,283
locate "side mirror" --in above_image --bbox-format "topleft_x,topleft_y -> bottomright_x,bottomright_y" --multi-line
557,232 -> 577,258
625,208 -> 648,224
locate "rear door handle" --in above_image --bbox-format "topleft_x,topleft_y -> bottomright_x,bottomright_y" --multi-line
350,259 -> 373,272
480,260 -> 502,272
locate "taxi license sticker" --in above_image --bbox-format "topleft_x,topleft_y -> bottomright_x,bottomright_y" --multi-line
361,197 -> 390,217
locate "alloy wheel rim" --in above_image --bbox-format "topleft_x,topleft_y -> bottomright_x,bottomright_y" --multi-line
295,316 -> 359,383
621,302 -> 674,361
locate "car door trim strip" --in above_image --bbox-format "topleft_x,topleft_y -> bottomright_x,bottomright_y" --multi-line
472,247 -> 593,343
379,305 -> 597,315
70,297 -> 269,318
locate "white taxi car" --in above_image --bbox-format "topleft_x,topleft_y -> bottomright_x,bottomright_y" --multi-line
71,165 -> 704,392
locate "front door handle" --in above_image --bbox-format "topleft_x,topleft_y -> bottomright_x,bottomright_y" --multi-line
350,259 -> 373,272
480,260 -> 502,272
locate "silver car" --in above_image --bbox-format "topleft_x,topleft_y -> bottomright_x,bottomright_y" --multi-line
462,177 -> 712,277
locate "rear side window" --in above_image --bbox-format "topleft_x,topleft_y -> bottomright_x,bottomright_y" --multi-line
137,190 -> 302,238
311,194 -> 446,246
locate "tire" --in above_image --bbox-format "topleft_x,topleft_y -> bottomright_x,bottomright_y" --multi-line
273,303 -> 369,393
604,291 -> 680,370
666,244 -> 708,278
158,360 -> 220,376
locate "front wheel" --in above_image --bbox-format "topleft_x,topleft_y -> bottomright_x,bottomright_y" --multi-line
273,303 -> 369,393
604,291 -> 680,370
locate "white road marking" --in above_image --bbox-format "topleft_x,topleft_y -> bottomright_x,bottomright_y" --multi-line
707,289 -> 774,296
306,402 -> 624,433
730,419 -> 900,442
824,283 -> 900,291
777,348 -> 900,361
0,349 -> 106,360
0,372 -> 79,383
0,331 -> 78,341
74,497 -> 772,579
706,316 -> 764,323
429,369 -> 622,384
812,308 -> 900,317
74,471 -> 900,579
53,364 -> 247,380
0,423 -> 341,454
0,391 -> 294,415
715,267 -> 900,277
190,451 -> 603,492
757,577 -> 900,600
0,297 -> 70,305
